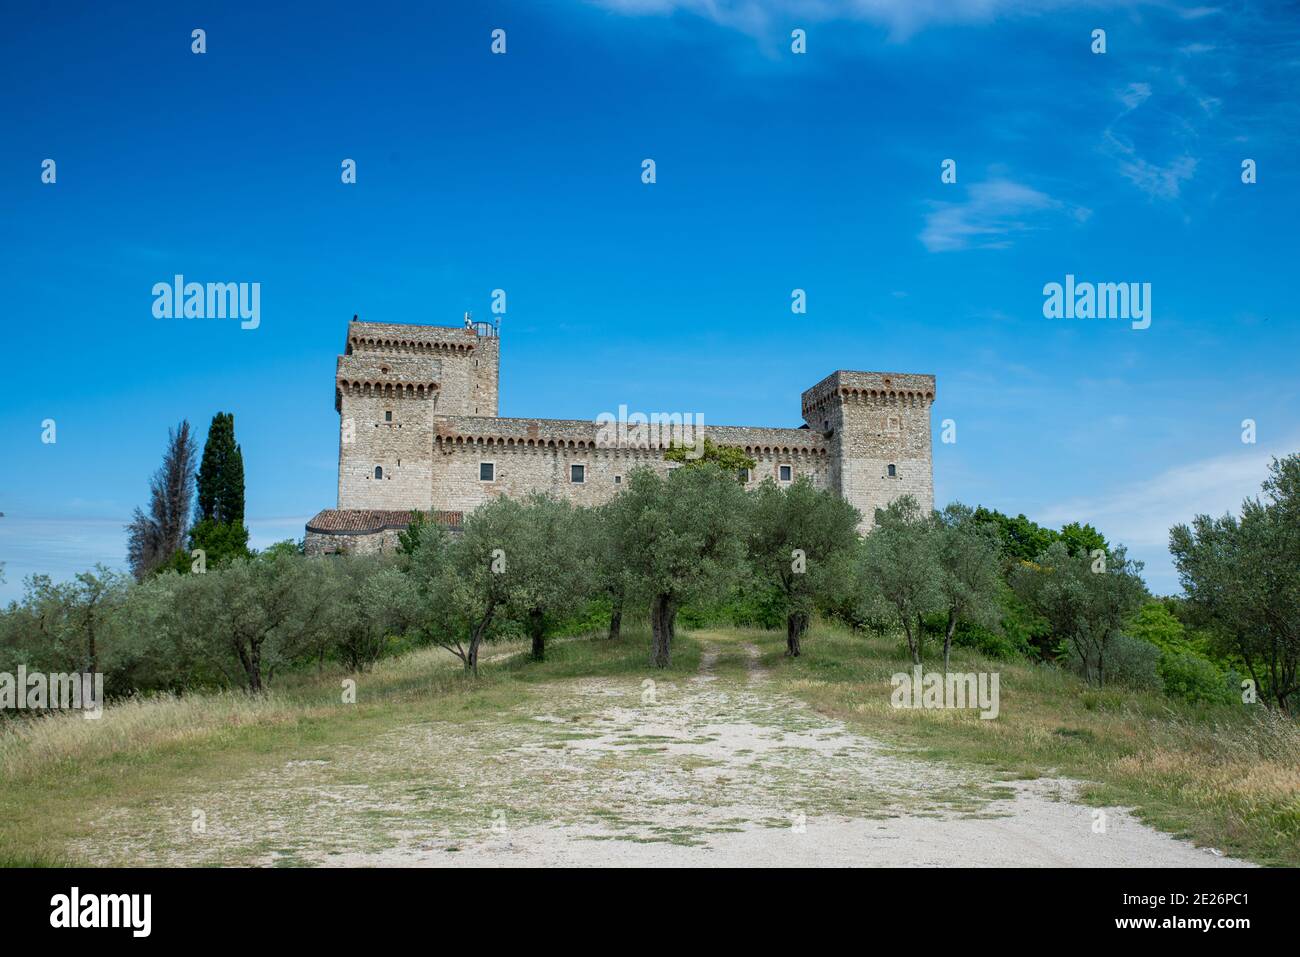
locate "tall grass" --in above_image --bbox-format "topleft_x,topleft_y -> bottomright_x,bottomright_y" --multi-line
757,619 -> 1300,865
0,641 -> 506,784
0,628 -> 680,788
0,691 -> 295,782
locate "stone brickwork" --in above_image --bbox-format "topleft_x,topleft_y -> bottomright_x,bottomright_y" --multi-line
304,508 -> 463,556
335,319 -> 499,511
429,416 -> 832,512
802,371 -> 936,531
306,318 -> 934,550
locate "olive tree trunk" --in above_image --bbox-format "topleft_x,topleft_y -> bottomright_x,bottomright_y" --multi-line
650,593 -> 675,668
943,608 -> 957,673
528,607 -> 546,661
786,611 -> 809,657
608,597 -> 623,641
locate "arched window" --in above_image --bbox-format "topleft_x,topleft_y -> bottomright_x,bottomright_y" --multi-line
374,466 -> 383,480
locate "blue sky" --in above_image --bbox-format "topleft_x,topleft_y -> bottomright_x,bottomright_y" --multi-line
2,0 -> 1297,599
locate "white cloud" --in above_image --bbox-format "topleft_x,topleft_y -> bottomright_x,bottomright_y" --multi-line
247,517 -> 312,551
1113,148 -> 1198,200
1037,439 -> 1295,593
0,514 -> 313,602
1117,82 -> 1152,111
588,0 -> 1092,38
1039,447 -> 1282,548
919,178 -> 1088,252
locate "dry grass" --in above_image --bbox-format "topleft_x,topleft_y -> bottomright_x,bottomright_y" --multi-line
752,621 -> 1300,865
0,691 -> 299,782
0,640 -> 541,784
3,623 -> 1295,866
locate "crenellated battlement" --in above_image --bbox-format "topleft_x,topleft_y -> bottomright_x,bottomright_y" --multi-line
802,370 -> 936,419
347,319 -> 480,356
310,317 -> 933,553
429,415 -> 829,457
334,352 -> 443,411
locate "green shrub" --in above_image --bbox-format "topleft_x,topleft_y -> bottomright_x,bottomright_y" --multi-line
1107,635 -> 1162,690
1065,634 -> 1160,690
680,581 -> 785,630
996,588 -> 1053,660
1158,651 -> 1238,705
951,619 -> 1030,660
548,598 -> 613,637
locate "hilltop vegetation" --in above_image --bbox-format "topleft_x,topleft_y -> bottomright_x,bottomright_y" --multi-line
2,445 -> 1296,866
1,621 -> 1294,867
3,455 -> 1297,715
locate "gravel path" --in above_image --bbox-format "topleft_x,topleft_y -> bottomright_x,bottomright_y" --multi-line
326,641 -> 1248,868
73,639 -> 1249,867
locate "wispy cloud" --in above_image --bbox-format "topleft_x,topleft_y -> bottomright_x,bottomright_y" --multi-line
1040,444 -> 1289,547
588,0 -> 1099,39
1108,140 -> 1198,201
1117,82 -> 1153,112
0,514 -> 312,602
1101,78 -> 1201,201
1038,438 -> 1296,593
919,178 -> 1088,253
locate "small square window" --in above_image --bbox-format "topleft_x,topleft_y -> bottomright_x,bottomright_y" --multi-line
385,411 -> 393,422
614,475 -> 622,484
571,464 -> 586,483
479,462 -> 494,481
779,465 -> 792,482
738,468 -> 750,483
887,464 -> 897,478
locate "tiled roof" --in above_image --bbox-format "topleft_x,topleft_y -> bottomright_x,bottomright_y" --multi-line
305,509 -> 463,534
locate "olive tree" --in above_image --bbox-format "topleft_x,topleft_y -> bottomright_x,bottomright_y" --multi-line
610,464 -> 749,667
7,566 -> 129,675
507,494 -> 595,661
411,496 -> 527,674
858,496 -> 940,664
589,500 -> 633,640
932,503 -> 1005,671
1170,454 -> 1300,711
321,557 -> 418,673
747,477 -> 859,656
156,553 -> 323,692
1011,541 -> 1147,686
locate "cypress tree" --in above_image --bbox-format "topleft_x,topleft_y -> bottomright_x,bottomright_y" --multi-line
125,420 -> 199,579
195,412 -> 245,524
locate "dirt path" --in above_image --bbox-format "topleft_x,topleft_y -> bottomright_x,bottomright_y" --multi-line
347,640 -> 1245,867
73,639 -> 1250,867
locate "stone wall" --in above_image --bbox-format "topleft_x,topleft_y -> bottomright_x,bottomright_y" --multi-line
316,318 -> 935,541
469,335 -> 499,418
803,371 -> 936,531
304,526 -> 406,556
337,392 -> 436,510
427,416 -> 831,512
304,508 -> 463,556
338,319 -> 500,509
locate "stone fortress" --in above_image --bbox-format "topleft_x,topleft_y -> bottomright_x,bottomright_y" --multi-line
305,317 -> 936,555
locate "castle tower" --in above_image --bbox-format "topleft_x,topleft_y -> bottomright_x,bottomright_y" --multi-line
465,315 -> 500,417
802,371 -> 936,531
335,318 -> 500,510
